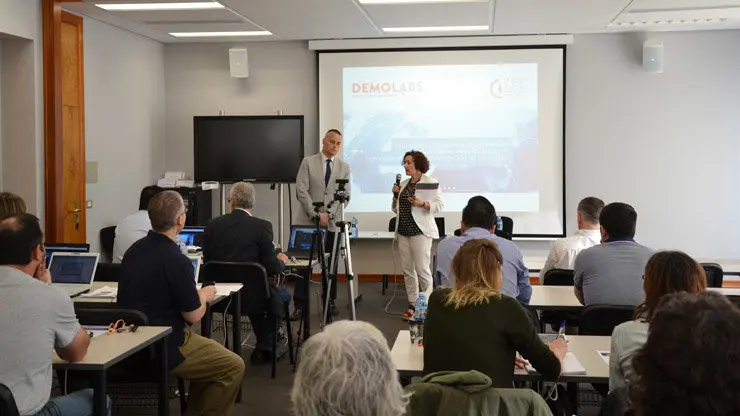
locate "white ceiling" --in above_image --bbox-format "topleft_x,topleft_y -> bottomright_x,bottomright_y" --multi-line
63,0 -> 740,43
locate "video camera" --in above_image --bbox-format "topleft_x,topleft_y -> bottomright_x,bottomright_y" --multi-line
333,179 -> 350,204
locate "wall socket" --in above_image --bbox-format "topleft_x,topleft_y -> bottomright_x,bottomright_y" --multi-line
86,200 -> 93,209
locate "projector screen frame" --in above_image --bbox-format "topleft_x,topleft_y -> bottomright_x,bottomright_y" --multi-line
315,45 -> 567,238
193,114 -> 306,184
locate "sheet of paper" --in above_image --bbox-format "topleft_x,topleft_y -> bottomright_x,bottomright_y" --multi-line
197,283 -> 243,297
79,285 -> 117,298
83,326 -> 109,338
525,352 -> 586,375
597,350 -> 610,366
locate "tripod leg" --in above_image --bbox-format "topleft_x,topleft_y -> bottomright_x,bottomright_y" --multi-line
343,230 -> 357,321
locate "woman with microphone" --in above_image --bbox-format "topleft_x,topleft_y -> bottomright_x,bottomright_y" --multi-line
392,150 -> 444,320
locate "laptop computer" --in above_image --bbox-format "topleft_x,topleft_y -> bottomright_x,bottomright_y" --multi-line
49,252 -> 99,298
187,254 -> 202,283
286,225 -> 327,259
44,243 -> 90,268
178,226 -> 205,252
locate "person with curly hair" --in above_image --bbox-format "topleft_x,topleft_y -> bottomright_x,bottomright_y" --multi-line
609,251 -> 707,391
630,291 -> 740,416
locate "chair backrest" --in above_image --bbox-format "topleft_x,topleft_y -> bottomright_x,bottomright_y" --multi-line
388,217 -> 396,232
0,384 -> 19,416
99,226 -> 116,263
494,216 -> 514,240
701,263 -> 724,288
73,306 -> 149,326
201,261 -> 270,313
434,217 -> 446,238
579,305 -> 634,336
94,262 -> 122,282
542,269 -> 575,286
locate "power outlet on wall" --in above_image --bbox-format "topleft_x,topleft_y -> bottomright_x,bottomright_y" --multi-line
86,200 -> 93,209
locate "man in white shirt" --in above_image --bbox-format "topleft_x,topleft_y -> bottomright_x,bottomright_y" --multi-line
113,185 -> 187,263
539,197 -> 605,279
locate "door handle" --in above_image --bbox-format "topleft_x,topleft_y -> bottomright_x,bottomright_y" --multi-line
69,202 -> 82,230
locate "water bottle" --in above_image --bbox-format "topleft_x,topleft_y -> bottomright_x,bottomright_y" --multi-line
350,217 -> 359,238
414,294 -> 427,346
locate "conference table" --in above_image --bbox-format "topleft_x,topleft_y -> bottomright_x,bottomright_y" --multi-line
53,326 -> 172,416
528,285 -> 740,311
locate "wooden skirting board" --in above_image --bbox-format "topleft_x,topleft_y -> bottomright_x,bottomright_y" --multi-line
314,274 -> 740,288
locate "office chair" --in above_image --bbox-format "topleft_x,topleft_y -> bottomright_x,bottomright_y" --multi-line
73,306 -> 187,413
94,263 -> 122,282
388,217 -> 396,232
201,261 -> 294,379
0,383 -> 19,416
494,216 -> 514,240
579,305 -> 634,336
99,226 -> 116,263
701,263 -> 724,288
540,269 -> 578,332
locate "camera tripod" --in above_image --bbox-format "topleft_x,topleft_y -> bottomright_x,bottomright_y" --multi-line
321,202 -> 357,326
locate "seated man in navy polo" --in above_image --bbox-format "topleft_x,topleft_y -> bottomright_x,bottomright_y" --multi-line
574,202 -> 654,306
201,182 -> 291,365
118,190 -> 245,415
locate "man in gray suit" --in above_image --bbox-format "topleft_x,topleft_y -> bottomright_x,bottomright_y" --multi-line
295,129 -> 351,316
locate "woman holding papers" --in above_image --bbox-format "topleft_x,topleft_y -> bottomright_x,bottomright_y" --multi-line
391,150 -> 444,320
424,240 -> 567,387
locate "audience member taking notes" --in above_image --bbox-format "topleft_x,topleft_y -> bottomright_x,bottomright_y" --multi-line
574,202 -> 654,306
425,239 -> 565,387
118,191 -> 244,416
539,197 -> 604,278
609,251 -> 706,392
291,320 -> 408,416
630,291 -> 740,416
435,196 -> 531,304
0,214 -> 107,416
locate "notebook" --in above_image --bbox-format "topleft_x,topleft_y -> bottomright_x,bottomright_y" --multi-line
285,225 -> 327,259
187,254 -> 202,283
44,243 -> 90,268
525,352 -> 587,375
49,252 -> 99,298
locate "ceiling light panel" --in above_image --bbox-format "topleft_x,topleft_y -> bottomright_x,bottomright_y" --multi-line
96,2 -> 224,11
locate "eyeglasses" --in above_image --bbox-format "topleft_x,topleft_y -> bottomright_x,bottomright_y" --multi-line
107,319 -> 138,334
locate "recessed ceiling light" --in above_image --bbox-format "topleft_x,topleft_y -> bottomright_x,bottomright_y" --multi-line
360,0 -> 486,4
169,31 -> 272,37
96,2 -> 224,11
383,25 -> 488,33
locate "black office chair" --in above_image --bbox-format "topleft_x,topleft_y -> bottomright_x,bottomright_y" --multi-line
0,383 -> 19,416
201,261 -> 294,379
73,306 -> 188,413
388,218 -> 396,232
494,216 -> 514,240
94,263 -> 122,282
579,305 -> 634,336
701,263 -> 724,288
99,226 -> 116,263
540,269 -> 578,331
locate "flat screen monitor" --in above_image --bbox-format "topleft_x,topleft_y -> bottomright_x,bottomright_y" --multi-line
194,115 -> 304,183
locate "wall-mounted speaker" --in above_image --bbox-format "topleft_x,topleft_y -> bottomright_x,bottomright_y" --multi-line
229,48 -> 249,78
643,40 -> 663,74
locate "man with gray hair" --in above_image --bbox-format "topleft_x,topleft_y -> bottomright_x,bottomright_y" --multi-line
202,182 -> 291,365
291,320 -> 409,416
119,191 -> 245,415
539,197 -> 605,279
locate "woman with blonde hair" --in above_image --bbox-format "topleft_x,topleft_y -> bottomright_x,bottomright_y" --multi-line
424,239 -> 566,387
0,192 -> 26,220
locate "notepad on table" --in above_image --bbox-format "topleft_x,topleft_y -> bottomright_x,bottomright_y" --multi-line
526,352 -> 586,375
597,350 -> 610,366
79,285 -> 117,298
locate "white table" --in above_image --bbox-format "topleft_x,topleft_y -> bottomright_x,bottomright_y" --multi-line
53,326 -> 172,416
390,330 -> 610,383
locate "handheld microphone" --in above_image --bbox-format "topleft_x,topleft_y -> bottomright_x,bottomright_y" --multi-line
394,174 -> 401,199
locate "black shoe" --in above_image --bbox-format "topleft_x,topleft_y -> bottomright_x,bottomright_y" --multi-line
329,301 -> 340,317
249,345 -> 289,366
290,307 -> 303,322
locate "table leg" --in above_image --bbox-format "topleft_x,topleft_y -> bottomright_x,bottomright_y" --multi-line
92,370 -> 107,416
201,303 -> 212,338
157,337 -> 169,416
232,291 -> 243,403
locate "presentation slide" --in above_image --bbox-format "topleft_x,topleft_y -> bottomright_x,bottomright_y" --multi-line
319,49 -> 564,236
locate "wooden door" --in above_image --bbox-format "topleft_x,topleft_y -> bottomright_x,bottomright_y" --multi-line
58,11 -> 86,242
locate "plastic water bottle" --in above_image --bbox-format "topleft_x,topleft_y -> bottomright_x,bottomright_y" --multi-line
414,294 -> 427,346
350,217 -> 359,238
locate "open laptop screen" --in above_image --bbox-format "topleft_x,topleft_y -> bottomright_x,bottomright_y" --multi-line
188,256 -> 201,283
289,226 -> 326,251
44,243 -> 90,268
178,227 -> 205,246
49,253 -> 98,284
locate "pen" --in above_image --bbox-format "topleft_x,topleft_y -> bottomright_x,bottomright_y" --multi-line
557,320 -> 568,343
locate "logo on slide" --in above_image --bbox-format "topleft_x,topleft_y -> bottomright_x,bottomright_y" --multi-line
489,78 -> 525,99
352,82 -> 423,95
